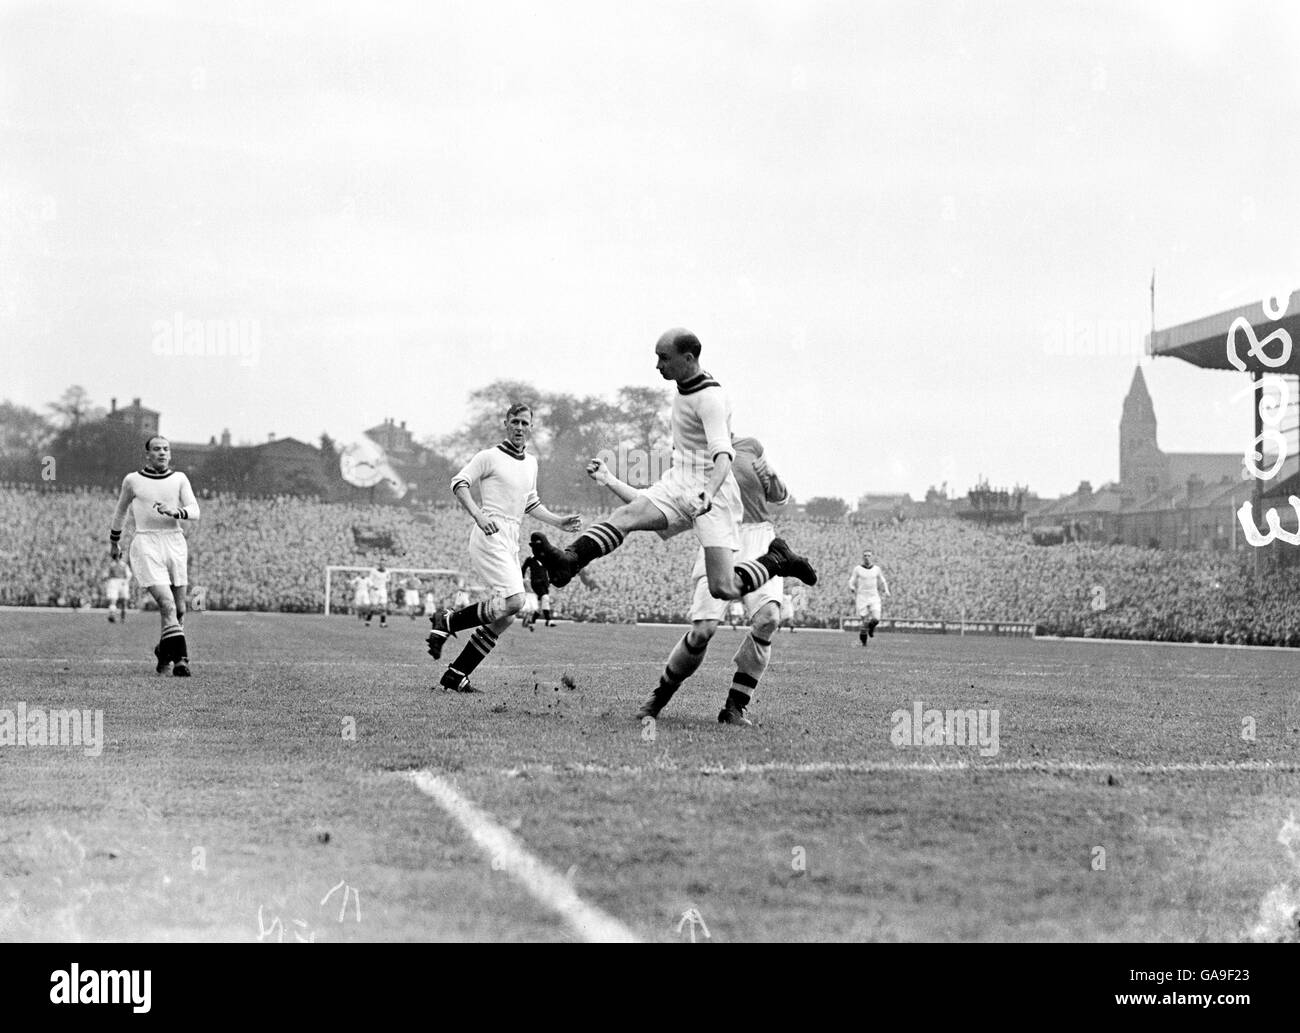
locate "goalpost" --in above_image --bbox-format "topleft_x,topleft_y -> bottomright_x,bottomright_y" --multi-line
324,566 -> 462,615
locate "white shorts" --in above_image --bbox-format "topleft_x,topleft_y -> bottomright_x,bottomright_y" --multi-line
522,591 -> 539,614
354,590 -> 370,608
105,578 -> 128,603
468,520 -> 525,598
857,598 -> 882,620
129,531 -> 188,589
689,522 -> 784,622
402,589 -> 420,606
644,465 -> 741,550
371,591 -> 388,608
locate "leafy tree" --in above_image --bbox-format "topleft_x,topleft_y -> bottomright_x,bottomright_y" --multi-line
0,400 -> 54,459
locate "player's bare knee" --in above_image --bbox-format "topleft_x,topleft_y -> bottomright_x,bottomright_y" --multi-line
689,620 -> 719,648
706,574 -> 740,601
751,604 -> 779,639
501,593 -> 525,616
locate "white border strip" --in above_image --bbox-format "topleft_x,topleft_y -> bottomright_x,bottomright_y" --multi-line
498,759 -> 1300,778
407,769 -> 638,943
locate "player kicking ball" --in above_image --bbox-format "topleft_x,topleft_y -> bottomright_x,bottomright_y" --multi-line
426,403 -> 582,693
589,434 -> 790,727
108,436 -> 199,677
529,328 -> 818,608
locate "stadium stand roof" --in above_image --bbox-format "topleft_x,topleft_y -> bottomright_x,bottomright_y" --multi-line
1146,294 -> 1300,373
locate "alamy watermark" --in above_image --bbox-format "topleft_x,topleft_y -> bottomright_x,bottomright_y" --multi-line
1043,316 -> 1148,359
150,311 -> 261,367
0,703 -> 104,757
890,701 -> 1000,757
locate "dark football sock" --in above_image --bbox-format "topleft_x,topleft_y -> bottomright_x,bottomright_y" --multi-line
448,626 -> 499,677
449,601 -> 492,633
571,523 -> 625,567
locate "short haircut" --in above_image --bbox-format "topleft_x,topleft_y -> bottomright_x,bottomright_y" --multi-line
674,332 -> 702,359
505,402 -> 533,421
144,435 -> 168,451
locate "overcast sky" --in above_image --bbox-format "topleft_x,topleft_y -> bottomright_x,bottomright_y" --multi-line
5,0 -> 1300,502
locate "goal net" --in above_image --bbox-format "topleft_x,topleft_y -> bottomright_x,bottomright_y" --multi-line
324,566 -> 463,616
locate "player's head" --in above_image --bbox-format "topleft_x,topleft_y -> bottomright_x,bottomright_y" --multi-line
862,549 -> 874,566
654,328 -> 702,382
503,402 -> 533,447
143,435 -> 171,472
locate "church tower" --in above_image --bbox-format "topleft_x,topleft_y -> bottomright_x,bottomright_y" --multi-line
1119,366 -> 1165,495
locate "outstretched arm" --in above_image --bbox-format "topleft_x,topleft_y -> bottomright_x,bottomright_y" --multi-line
529,503 -> 582,532
586,458 -> 640,505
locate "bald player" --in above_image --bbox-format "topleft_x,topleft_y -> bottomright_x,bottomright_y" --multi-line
109,436 -> 199,676
530,328 -> 817,605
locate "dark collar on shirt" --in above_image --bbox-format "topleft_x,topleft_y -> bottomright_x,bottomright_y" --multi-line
677,371 -> 720,395
496,440 -> 527,460
138,468 -> 176,479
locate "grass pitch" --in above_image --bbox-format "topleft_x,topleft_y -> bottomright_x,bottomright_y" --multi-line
1,610 -> 1298,942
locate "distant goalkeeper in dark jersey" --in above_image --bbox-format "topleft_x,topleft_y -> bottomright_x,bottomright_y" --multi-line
520,555 -> 555,630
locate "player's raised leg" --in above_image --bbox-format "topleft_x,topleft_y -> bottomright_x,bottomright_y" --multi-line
529,495 -> 668,587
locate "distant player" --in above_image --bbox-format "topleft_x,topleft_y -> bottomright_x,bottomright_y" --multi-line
520,555 -> 553,631
108,436 -> 199,676
350,573 -> 369,620
426,404 -> 581,693
780,579 -> 807,632
451,580 -> 470,611
103,557 -> 131,623
849,549 -> 891,646
365,562 -> 390,627
529,328 -> 817,605
402,575 -> 423,619
591,432 -> 791,727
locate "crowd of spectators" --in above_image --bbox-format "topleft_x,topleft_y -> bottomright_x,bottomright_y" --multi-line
2,484 -> 1298,646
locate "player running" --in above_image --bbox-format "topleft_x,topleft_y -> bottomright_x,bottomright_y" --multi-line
108,436 -> 199,676
530,328 -> 817,603
426,403 -> 582,693
590,433 -> 792,727
103,557 -> 131,623
520,555 -> 554,631
849,549 -> 891,646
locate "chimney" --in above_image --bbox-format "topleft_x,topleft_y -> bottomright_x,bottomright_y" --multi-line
133,397 -> 141,407
110,398 -> 117,413
401,420 -> 406,430
209,436 -> 216,446
268,432 -> 276,443
221,428 -> 231,447
1077,480 -> 1092,498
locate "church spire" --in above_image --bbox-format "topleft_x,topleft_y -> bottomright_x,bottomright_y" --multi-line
1122,365 -> 1156,422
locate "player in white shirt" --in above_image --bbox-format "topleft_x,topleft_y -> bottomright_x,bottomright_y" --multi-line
108,436 -> 200,676
849,549 -> 891,646
451,580 -> 470,610
349,574 -> 369,620
103,558 -> 131,623
529,328 -> 817,604
364,562 -> 390,627
591,434 -> 792,727
426,404 -> 582,693
780,580 -> 808,632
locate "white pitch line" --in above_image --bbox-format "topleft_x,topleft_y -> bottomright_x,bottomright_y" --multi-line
407,769 -> 639,944
497,759 -> 1300,778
